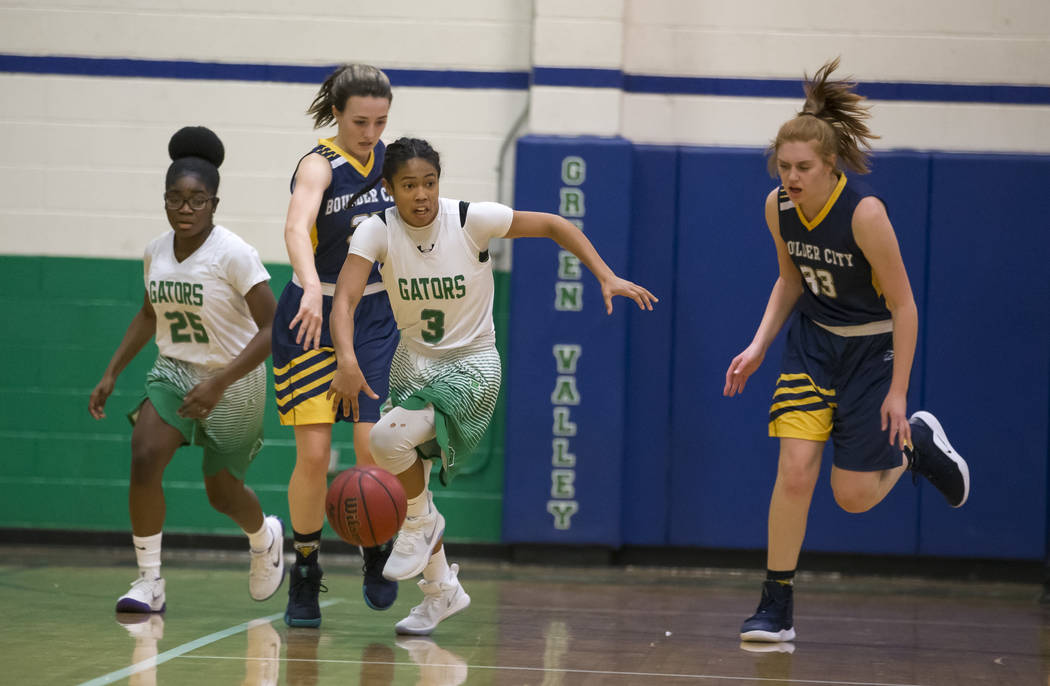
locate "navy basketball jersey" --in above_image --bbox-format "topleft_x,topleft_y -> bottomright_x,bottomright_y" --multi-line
778,174 -> 891,327
291,138 -> 393,283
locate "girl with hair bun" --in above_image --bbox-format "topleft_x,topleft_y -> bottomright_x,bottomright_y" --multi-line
272,64 -> 399,627
723,59 -> 971,643
89,126 -> 284,614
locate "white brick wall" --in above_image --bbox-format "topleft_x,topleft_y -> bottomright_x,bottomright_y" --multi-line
624,0 -> 1050,81
0,0 -> 530,259
0,1 -> 532,68
1,0 -> 1048,258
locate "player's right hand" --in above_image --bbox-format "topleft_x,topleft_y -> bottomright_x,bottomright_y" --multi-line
290,287 -> 324,350
89,376 -> 115,419
327,363 -> 379,422
724,345 -> 765,397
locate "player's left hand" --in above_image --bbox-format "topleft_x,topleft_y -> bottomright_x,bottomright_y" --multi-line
600,276 -> 657,314
327,363 -> 379,422
179,378 -> 224,420
881,389 -> 910,450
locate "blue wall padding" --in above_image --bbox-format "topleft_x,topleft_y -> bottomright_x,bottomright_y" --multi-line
621,146 -> 678,545
668,147 -> 783,547
919,153 -> 1050,559
503,136 -> 634,545
508,138 -> 1050,560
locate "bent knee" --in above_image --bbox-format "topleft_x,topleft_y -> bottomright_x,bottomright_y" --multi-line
206,490 -> 235,515
776,465 -> 820,499
832,486 -> 877,513
369,424 -> 419,474
204,479 -> 238,515
129,444 -> 170,484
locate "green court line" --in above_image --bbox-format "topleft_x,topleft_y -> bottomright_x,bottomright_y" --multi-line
78,599 -> 342,686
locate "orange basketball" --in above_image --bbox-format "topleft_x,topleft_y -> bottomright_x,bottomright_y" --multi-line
325,466 -> 407,547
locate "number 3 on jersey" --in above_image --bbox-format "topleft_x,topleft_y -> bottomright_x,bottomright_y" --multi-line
799,265 -> 837,298
421,309 -> 445,343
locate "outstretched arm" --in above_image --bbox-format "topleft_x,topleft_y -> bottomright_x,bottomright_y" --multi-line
89,292 -> 156,419
504,211 -> 657,314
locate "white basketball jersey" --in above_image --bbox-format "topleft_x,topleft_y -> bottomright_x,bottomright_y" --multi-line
143,225 -> 270,369
350,198 -> 512,354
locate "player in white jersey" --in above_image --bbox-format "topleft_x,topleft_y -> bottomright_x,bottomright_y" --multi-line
89,127 -> 285,614
327,138 -> 657,635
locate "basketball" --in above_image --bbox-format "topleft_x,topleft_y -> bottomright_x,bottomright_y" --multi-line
325,466 -> 407,547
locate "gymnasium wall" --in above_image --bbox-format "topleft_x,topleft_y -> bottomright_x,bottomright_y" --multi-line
0,0 -> 531,542
502,2 -> 1050,559
2,1 -> 1049,557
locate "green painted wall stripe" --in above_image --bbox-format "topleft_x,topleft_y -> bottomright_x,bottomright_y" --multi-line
0,255 -> 507,542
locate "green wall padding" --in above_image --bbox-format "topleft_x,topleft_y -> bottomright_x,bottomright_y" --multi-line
0,255 -> 507,543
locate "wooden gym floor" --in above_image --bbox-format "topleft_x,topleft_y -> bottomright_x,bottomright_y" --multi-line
1,543 -> 1045,685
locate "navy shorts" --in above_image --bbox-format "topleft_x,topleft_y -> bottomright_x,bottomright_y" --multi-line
272,280 -> 398,425
768,315 -> 898,471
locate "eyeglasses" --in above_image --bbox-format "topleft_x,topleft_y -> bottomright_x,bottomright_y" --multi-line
164,192 -> 216,211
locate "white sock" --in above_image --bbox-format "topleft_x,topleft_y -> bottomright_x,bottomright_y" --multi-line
133,533 -> 162,579
407,490 -> 431,518
422,546 -> 450,583
245,518 -> 271,552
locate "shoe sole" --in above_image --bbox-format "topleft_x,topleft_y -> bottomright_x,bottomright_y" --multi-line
362,583 -> 397,611
394,591 -> 471,636
740,627 -> 796,642
250,517 -> 287,602
283,613 -> 321,628
911,410 -> 970,507
739,641 -> 796,654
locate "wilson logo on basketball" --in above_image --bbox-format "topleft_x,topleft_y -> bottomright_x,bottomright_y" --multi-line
325,466 -> 407,547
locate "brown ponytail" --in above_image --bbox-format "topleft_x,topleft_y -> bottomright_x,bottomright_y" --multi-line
767,57 -> 879,175
306,64 -> 392,129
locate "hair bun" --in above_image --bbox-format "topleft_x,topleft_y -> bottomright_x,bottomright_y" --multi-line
168,126 -> 225,168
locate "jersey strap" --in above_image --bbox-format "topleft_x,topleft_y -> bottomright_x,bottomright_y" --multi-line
458,201 -> 489,263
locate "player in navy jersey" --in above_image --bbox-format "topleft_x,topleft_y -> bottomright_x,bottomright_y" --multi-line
723,58 -> 970,643
272,64 -> 400,627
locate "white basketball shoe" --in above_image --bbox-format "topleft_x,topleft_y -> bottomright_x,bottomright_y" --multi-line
395,563 -> 471,636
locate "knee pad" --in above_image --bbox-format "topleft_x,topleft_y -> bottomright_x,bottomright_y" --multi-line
368,422 -> 419,475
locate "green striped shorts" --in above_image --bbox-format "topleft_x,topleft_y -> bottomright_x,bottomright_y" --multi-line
131,355 -> 265,480
387,342 -> 502,485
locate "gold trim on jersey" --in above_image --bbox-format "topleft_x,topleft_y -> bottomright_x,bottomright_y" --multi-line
278,394 -> 341,426
273,348 -> 328,378
775,372 -> 836,398
813,319 -> 893,337
318,137 -> 374,177
309,223 -> 319,253
769,407 -> 833,441
795,173 -> 847,231
274,356 -> 335,394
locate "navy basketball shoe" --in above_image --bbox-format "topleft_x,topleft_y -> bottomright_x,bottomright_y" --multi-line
907,411 -> 970,507
284,564 -> 325,628
740,581 -> 795,642
361,541 -> 398,610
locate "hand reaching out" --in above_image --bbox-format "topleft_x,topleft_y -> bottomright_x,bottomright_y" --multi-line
600,276 -> 657,315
